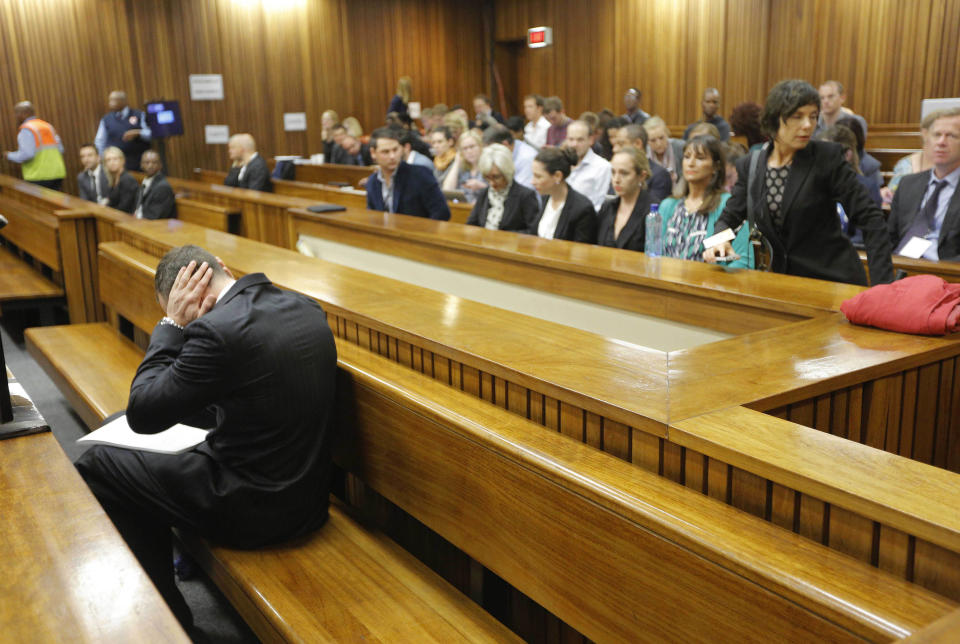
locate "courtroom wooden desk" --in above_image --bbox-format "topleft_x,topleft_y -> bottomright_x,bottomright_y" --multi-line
0,369 -> 186,641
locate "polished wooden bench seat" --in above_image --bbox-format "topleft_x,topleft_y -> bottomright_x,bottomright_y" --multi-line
0,245 -> 63,304
0,196 -> 66,320
26,235 -> 955,641
174,197 -> 241,234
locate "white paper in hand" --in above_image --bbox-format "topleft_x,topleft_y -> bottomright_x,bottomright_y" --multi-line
897,236 -> 933,259
78,414 -> 208,454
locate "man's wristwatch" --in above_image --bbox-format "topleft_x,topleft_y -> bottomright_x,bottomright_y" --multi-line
159,316 -> 184,330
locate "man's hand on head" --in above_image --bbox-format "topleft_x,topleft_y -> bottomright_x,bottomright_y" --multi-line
165,260 -> 217,327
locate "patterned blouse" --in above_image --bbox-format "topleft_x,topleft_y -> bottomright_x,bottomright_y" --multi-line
765,165 -> 791,234
663,201 -> 710,261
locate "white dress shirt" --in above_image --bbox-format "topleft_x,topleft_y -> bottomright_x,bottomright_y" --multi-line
134,174 -> 155,219
920,165 -> 960,260
524,115 -> 550,149
537,196 -> 564,239
567,148 -> 612,212
511,140 -> 538,190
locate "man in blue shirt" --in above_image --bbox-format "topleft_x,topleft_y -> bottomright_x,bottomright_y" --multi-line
95,90 -> 152,171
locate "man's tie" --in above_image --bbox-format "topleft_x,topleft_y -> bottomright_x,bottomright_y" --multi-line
896,179 -> 947,253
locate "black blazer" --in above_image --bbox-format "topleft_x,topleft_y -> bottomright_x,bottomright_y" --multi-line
597,190 -> 654,251
529,184 -> 598,243
467,181 -> 540,231
107,172 -> 139,214
124,273 -> 338,547
225,155 -> 273,192
715,140 -> 893,285
366,161 -> 450,220
888,170 -> 960,262
77,168 -> 109,202
647,161 -> 673,203
134,174 -> 176,220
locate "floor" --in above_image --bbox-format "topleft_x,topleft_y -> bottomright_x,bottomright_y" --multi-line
1,312 -> 259,644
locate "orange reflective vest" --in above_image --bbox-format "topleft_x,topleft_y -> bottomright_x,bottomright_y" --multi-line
18,118 -> 66,181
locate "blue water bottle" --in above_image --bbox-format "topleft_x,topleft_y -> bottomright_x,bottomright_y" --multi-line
645,203 -> 662,257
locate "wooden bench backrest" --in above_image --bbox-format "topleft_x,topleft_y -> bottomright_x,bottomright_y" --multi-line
174,197 -> 240,234
0,196 -> 61,270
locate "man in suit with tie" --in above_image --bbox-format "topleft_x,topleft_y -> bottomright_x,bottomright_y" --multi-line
76,244 -> 339,634
224,133 -> 272,192
329,135 -> 372,166
77,143 -> 108,203
134,150 -> 175,219
888,109 -> 960,261
365,128 -> 450,220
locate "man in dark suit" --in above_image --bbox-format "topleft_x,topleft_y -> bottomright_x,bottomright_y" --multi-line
329,134 -> 372,166
77,143 -> 108,203
134,150 -> 176,219
366,128 -> 450,220
76,245 -> 338,633
224,133 -> 272,192
888,109 -> 960,261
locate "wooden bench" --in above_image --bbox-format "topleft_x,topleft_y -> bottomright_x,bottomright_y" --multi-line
174,197 -> 241,234
0,195 -> 66,322
26,224 -> 960,640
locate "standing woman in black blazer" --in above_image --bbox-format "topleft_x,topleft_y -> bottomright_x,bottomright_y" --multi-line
598,145 -> 652,251
467,144 -> 540,231
529,146 -> 598,243
102,146 -> 138,213
706,79 -> 893,285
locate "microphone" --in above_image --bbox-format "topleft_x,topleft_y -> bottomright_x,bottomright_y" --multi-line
0,214 -> 7,230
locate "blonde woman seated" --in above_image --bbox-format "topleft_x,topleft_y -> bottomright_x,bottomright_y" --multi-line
102,146 -> 138,213
466,144 -> 540,232
650,136 -> 752,268
597,146 -> 652,251
643,116 -> 683,184
442,130 -> 486,203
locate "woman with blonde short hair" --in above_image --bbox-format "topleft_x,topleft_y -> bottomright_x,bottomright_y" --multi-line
442,130 -> 486,203
102,146 -> 138,213
467,144 -> 539,231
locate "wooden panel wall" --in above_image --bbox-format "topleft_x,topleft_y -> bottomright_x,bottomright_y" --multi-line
0,0 -> 487,185
495,0 -> 960,128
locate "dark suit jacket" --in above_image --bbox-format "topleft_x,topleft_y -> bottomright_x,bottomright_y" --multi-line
888,170 -> 960,262
466,181 -> 540,231
329,143 -> 372,166
77,168 -> 109,202
134,174 -> 176,220
648,161 -> 673,203
225,155 -> 273,192
366,161 -> 450,220
715,140 -> 894,285
107,172 -> 139,214
529,184 -> 598,243
124,273 -> 338,547
597,190 -> 654,251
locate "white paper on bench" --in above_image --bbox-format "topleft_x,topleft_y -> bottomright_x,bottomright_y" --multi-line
78,414 -> 208,454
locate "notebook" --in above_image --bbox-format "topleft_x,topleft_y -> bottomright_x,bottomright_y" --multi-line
78,414 -> 208,454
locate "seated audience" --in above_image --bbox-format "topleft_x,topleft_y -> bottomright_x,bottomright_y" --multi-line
388,76 -> 412,117
836,115 -> 881,192
523,94 -> 550,149
224,134 -> 272,192
598,116 -> 626,161
529,147 -> 598,243
401,130 -> 434,168
442,130 -> 486,203
544,96 -> 572,147
687,121 -> 722,140
505,115 -> 526,141
342,116 -> 363,138
102,146 -> 138,213
597,146 -> 653,251
564,120 -> 612,212
429,126 -> 458,184
329,124 -> 348,151
366,128 -> 450,220
818,124 -> 881,206
443,110 -> 469,142
77,143 -> 108,203
134,150 -> 175,220
729,102 -> 766,148
887,108 -> 960,261
321,110 -> 339,160
684,88 -> 731,141
622,87 -> 650,125
814,80 -> 868,138
618,124 -> 672,203
483,124 -> 537,191
644,116 -> 684,185
330,135 -> 372,166
722,141 -> 748,193
466,144 -> 539,232
706,79 -> 893,286
885,115 -> 935,198
657,136 -> 750,267
473,94 -> 505,129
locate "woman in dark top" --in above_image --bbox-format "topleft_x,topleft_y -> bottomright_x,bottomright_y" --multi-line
529,147 -> 597,243
387,76 -> 412,117
706,79 -> 893,285
102,146 -> 138,214
597,145 -> 653,251
467,144 -> 540,232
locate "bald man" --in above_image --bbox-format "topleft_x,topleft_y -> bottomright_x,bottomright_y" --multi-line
224,134 -> 272,192
95,90 -> 151,170
6,101 -> 66,189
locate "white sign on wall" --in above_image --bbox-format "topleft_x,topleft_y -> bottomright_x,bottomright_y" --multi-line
283,112 -> 308,131
190,74 -> 224,101
204,125 -> 230,144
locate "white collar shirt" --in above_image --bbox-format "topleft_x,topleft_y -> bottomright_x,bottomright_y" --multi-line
524,115 -> 550,149
567,148 -> 612,212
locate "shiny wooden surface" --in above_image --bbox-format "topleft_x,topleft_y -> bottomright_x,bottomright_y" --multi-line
0,195 -> 61,270
0,245 -> 63,302
292,162 -> 374,188
0,431 -> 187,641
174,198 -> 241,234
906,607 -> 960,642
